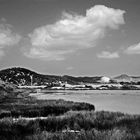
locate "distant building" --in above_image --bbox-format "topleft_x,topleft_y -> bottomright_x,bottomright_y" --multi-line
100,76 -> 110,83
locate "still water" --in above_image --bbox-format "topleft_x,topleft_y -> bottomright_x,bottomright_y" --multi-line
31,90 -> 140,114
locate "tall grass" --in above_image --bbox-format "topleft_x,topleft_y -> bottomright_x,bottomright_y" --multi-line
0,99 -> 95,118
0,111 -> 140,140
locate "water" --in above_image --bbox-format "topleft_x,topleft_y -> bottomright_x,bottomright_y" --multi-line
31,90 -> 140,114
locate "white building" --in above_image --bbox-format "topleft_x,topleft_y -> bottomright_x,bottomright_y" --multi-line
100,76 -> 110,83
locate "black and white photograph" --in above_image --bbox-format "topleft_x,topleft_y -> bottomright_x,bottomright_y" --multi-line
0,0 -> 140,139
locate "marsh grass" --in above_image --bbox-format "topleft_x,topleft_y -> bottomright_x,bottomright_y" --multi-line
0,99 -> 95,118
0,111 -> 140,140
0,95 -> 139,140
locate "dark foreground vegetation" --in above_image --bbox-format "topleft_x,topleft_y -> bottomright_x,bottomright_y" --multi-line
0,111 -> 140,140
0,97 -> 95,118
0,82 -> 140,140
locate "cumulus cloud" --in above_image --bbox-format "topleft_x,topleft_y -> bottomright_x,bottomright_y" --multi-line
97,51 -> 119,59
25,5 -> 125,61
0,23 -> 21,57
125,42 -> 140,54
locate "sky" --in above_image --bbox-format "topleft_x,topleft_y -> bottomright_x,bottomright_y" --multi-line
0,0 -> 140,76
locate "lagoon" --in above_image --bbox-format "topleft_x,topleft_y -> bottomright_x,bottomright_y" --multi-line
31,90 -> 140,114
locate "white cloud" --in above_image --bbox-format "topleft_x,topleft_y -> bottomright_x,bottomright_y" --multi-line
0,23 -> 21,57
0,24 -> 21,48
97,51 -> 119,59
25,5 -> 125,61
125,42 -> 140,54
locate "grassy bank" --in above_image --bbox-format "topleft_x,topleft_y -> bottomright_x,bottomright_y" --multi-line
0,111 -> 140,140
0,98 -> 95,118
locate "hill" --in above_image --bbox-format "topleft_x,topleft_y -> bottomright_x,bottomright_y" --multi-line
113,74 -> 140,83
0,67 -> 101,86
0,67 -> 140,86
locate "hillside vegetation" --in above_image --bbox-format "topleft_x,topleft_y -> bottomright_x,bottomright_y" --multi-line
0,67 -> 140,87
0,67 -> 105,85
